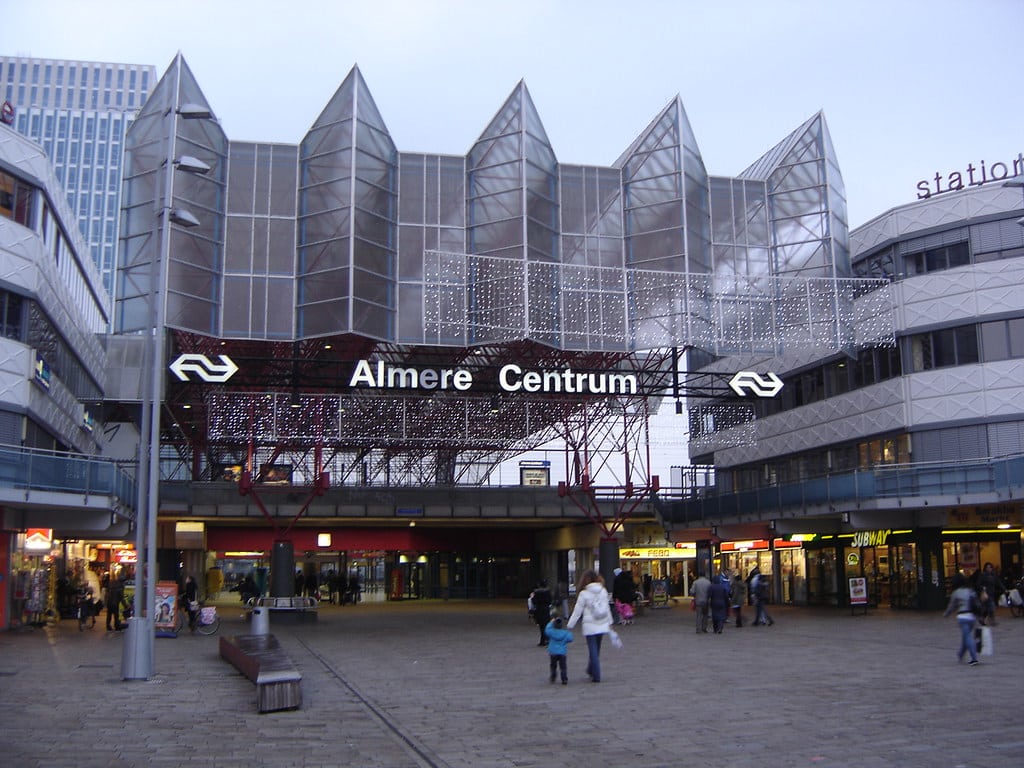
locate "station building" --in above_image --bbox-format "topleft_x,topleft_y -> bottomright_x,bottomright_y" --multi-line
665,178 -> 1024,610
20,50 -> 1002,626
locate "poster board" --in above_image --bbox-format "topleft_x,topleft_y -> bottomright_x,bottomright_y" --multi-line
155,581 -> 179,636
849,576 -> 868,614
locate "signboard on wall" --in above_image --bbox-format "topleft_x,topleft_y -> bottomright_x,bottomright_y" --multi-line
520,466 -> 550,486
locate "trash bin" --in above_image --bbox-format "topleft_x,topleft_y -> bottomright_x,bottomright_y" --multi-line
250,606 -> 269,636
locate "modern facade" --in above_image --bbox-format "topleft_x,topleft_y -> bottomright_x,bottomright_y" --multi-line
1,55 -> 156,302
664,179 -> 1024,610
0,121 -> 131,628
4,50 -> 912,628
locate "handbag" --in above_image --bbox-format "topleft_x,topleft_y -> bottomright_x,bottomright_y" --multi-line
189,600 -> 200,612
979,625 -> 994,656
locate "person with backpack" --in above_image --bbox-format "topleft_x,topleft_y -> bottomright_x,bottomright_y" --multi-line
567,569 -> 612,683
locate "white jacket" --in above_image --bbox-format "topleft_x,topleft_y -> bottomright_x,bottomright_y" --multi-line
568,582 -> 612,636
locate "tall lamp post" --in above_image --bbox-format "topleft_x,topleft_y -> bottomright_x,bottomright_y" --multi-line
121,91 -> 212,680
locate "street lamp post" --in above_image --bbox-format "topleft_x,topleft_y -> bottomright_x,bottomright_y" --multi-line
121,85 -> 211,680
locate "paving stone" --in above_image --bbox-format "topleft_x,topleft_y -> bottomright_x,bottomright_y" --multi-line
0,601 -> 1021,767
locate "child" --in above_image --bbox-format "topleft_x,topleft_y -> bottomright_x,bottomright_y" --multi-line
544,616 -> 573,685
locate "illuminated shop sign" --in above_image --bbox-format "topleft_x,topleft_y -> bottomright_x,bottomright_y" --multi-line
850,529 -> 892,548
348,359 -> 639,395
720,539 -> 770,552
916,152 -> 1023,199
24,528 -> 53,551
620,546 -> 693,560
32,354 -> 51,390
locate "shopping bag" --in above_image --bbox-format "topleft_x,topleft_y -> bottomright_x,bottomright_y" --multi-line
979,625 -> 993,656
609,629 -> 623,649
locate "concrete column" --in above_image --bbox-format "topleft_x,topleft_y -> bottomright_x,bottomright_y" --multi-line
270,540 -> 295,597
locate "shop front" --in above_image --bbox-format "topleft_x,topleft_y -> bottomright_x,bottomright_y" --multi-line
618,543 -> 695,602
205,525 -> 537,602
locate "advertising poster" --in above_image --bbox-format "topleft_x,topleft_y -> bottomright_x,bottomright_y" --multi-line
155,580 -> 179,635
849,576 -> 868,606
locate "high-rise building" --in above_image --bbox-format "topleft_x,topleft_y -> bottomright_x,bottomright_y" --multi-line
0,55 -> 156,301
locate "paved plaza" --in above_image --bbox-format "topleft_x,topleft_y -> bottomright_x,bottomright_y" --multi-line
1,598 -> 1022,768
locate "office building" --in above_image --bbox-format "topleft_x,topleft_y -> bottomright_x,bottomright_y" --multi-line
1,55 -> 156,302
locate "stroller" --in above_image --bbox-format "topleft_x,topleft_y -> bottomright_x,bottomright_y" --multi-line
614,599 -> 635,625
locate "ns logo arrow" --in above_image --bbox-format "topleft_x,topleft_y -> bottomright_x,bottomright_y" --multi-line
169,354 -> 239,383
729,371 -> 783,398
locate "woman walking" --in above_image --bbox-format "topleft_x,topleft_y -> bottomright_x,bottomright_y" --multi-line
943,572 -> 980,665
567,569 -> 612,682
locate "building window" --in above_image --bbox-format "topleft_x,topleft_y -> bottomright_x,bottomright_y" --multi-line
905,241 -> 970,276
909,325 -> 980,372
0,291 -> 25,341
0,170 -> 35,227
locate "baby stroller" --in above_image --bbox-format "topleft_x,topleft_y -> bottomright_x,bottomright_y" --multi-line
615,599 -> 635,625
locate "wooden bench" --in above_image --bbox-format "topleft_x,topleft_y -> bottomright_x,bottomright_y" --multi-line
219,634 -> 302,713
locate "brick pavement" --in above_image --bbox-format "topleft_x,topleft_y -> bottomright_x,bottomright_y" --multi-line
0,599 -> 1021,767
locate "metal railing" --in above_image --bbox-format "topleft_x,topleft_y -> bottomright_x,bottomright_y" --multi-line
0,443 -> 136,513
655,455 -> 1024,525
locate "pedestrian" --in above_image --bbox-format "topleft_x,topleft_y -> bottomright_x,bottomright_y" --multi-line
567,569 -> 612,683
976,563 -> 1005,625
689,572 -> 711,633
530,579 -> 553,646
612,567 -> 637,624
708,574 -> 730,633
943,572 -> 980,665
182,574 -> 199,632
106,575 -> 125,631
544,616 -> 573,684
750,567 -> 774,626
294,569 -> 305,598
730,570 -> 747,628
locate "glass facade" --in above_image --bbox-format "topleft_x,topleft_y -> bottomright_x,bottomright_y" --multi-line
115,56 -> 885,358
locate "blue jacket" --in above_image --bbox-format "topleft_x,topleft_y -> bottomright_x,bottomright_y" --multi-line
545,621 -> 574,656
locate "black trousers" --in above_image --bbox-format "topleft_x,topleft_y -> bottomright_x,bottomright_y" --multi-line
549,654 -> 567,681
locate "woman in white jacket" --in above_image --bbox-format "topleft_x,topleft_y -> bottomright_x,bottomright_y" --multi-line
567,569 -> 612,682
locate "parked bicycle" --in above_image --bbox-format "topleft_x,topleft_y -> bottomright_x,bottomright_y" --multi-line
175,603 -> 220,635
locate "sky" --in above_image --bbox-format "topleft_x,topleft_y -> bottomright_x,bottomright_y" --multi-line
6,0 -> 1022,230
6,0 -> 1023,478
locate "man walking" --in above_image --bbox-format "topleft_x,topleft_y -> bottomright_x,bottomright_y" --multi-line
690,572 -> 711,633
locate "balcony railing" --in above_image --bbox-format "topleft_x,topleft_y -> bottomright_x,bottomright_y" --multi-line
655,455 -> 1024,525
0,443 -> 136,514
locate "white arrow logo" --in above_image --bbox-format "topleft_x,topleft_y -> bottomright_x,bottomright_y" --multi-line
729,371 -> 783,398
169,354 -> 239,383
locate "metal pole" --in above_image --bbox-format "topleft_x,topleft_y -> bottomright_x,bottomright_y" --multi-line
123,70 -> 179,680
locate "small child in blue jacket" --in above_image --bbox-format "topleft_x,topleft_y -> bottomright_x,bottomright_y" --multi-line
544,616 -> 573,684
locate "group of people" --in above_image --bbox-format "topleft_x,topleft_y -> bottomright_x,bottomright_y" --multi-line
690,566 -> 773,634
528,569 -> 620,685
294,569 -> 361,604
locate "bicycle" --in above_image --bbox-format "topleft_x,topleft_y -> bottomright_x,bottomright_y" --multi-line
1006,586 -> 1023,618
175,603 -> 220,635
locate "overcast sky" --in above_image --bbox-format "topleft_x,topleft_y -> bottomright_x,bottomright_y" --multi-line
6,0 -> 1022,229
